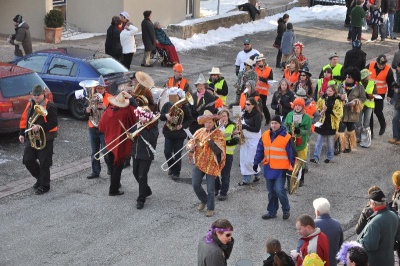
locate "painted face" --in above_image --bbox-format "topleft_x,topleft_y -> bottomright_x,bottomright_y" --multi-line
216,231 -> 233,245
204,120 -> 214,131
270,121 -> 281,131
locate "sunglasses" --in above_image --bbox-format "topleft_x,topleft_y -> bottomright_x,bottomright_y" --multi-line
211,74 -> 218,76
300,74 -> 306,77
346,75 -> 353,78
244,43 -> 250,45
224,233 -> 232,237
245,103 -> 251,106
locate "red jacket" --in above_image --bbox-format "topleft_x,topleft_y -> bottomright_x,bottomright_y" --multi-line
297,228 -> 330,266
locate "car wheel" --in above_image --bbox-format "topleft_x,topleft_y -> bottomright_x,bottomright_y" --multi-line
69,96 -> 87,120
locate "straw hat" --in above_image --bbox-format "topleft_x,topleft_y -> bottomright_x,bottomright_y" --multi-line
108,92 -> 129,108
208,67 -> 222,75
197,110 -> 219,125
255,53 -> 266,61
135,71 -> 154,88
244,58 -> 254,66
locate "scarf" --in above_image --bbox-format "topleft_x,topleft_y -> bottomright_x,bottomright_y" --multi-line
321,77 -> 331,95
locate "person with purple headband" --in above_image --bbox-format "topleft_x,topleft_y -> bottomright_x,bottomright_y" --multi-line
197,219 -> 234,266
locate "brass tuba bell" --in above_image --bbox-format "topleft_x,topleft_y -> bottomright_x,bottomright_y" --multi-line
79,79 -> 102,127
26,104 -> 48,150
287,157 -> 307,195
166,92 -> 194,131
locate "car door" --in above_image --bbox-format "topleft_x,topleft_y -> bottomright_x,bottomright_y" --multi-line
41,56 -> 78,108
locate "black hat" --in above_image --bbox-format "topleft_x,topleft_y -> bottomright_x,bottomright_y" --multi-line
271,115 -> 281,124
369,190 -> 386,202
299,67 -> 312,77
31,85 -> 45,96
377,54 -> 387,65
143,10 -> 152,18
13,14 -> 23,24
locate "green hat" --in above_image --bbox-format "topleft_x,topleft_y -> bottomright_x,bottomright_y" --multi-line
31,85 -> 45,96
360,69 -> 371,80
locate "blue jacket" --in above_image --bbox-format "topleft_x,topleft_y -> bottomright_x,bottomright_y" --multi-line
315,214 -> 343,266
253,126 -> 296,179
280,30 -> 295,55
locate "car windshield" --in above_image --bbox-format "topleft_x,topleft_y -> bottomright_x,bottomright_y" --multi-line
0,73 -> 48,98
88,57 -> 127,75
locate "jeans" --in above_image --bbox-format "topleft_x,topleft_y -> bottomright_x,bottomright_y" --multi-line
351,26 -> 362,41
266,174 -> 290,215
164,137 -> 185,175
356,107 -> 373,139
215,154 -> 233,196
393,109 -> 400,140
192,166 -> 216,210
379,14 -> 387,39
89,127 -> 110,176
312,134 -> 335,161
387,13 -> 395,38
132,159 -> 152,203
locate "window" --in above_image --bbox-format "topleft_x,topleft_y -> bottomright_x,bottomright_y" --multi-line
16,55 -> 48,73
88,57 -> 127,75
0,73 -> 47,98
48,57 -> 77,76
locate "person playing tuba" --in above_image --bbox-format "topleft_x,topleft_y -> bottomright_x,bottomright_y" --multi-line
18,85 -> 58,195
125,71 -> 156,111
160,87 -> 193,180
85,76 -> 112,179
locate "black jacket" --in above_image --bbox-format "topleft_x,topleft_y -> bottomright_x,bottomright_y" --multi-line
105,24 -> 122,58
208,76 -> 228,96
160,102 -> 193,139
271,89 -> 295,118
189,91 -> 216,134
274,18 -> 287,45
343,48 -> 366,74
131,121 -> 159,161
242,108 -> 262,132
141,18 -> 156,51
263,252 -> 295,266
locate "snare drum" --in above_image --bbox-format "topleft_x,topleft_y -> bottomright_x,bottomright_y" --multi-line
151,87 -> 168,112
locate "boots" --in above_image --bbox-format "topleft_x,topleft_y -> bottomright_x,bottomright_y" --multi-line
349,130 -> 357,149
343,131 -> 351,153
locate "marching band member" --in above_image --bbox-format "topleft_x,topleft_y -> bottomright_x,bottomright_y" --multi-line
207,67 -> 228,106
165,63 -> 191,93
215,109 -> 239,201
238,97 -> 262,186
284,97 -> 312,187
130,106 -> 159,209
160,88 -> 193,180
189,110 -> 226,217
239,80 -> 261,110
254,54 -> 273,125
253,115 -> 296,220
19,85 -> 58,195
190,73 -> 216,134
271,79 -> 295,121
86,76 -> 112,179
234,58 -> 257,106
98,92 -> 137,196
283,57 -> 300,90
130,71 -> 156,111
206,86 -> 224,110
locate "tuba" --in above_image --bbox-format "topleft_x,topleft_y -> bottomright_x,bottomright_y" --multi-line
287,157 -> 307,195
26,104 -> 48,150
166,92 -> 193,131
130,71 -> 155,107
79,80 -> 102,127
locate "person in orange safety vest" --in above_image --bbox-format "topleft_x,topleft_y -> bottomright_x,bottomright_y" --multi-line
165,63 -> 191,93
254,54 -> 272,125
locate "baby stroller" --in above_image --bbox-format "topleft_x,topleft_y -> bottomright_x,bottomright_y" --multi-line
150,46 -> 173,67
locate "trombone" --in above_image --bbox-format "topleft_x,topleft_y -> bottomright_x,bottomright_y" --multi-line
160,123 -> 224,171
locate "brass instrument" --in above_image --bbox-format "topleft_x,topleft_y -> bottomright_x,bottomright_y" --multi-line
130,89 -> 149,107
79,80 -> 102,127
26,104 -> 48,150
291,120 -> 296,141
236,115 -> 245,145
166,92 -> 194,131
287,157 -> 307,195
161,123 -> 224,171
94,114 -> 160,160
131,71 -> 154,107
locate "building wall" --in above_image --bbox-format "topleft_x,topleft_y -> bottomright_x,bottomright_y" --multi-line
0,0 -> 52,40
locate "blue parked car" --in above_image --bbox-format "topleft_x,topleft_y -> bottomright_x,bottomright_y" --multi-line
13,47 -> 133,120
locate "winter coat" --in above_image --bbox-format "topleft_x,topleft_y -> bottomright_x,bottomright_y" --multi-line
141,18 -> 156,52
274,17 -> 287,46
315,95 -> 343,135
271,89 -> 295,119
155,28 -> 173,46
10,21 -> 32,57
357,206 -> 399,266
281,30 -> 295,55
284,111 -> 312,151
394,88 -> 400,111
297,228 -> 330,266
242,108 -> 262,133
343,48 -> 366,74
355,204 -> 374,234
338,83 -> 366,123
197,235 -> 234,266
131,121 -> 159,161
120,24 -> 138,54
160,102 -> 193,139
105,24 -> 122,58
263,252 -> 295,266
315,214 -> 343,266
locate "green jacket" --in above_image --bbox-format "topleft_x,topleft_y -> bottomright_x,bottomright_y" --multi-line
284,111 -> 312,151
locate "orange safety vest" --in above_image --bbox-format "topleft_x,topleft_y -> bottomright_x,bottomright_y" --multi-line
262,130 -> 291,169
20,98 -> 58,132
215,97 -> 224,109
88,92 -> 111,128
167,77 -> 188,91
305,100 -> 317,133
369,62 -> 390,95
255,67 -> 272,96
284,69 -> 300,90
239,93 -> 260,109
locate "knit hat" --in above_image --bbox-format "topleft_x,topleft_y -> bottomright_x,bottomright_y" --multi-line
328,52 -> 338,60
376,54 -> 387,65
120,11 -> 129,20
293,97 -> 305,108
369,190 -> 386,202
271,115 -> 281,124
13,14 -> 23,24
31,85 -> 45,95
393,171 -> 400,187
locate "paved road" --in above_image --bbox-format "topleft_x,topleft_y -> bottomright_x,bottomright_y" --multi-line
1,11 -> 399,266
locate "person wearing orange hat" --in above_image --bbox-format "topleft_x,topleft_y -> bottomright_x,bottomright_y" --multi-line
284,97 -> 311,187
164,63 -> 191,93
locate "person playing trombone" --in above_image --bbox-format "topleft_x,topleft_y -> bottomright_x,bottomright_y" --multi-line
189,110 -> 226,217
98,91 -> 138,196
160,88 -> 193,180
130,106 -> 159,209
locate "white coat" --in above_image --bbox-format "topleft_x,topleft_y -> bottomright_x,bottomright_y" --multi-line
120,24 -> 138,54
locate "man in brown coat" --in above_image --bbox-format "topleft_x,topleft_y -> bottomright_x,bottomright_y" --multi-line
8,14 -> 32,61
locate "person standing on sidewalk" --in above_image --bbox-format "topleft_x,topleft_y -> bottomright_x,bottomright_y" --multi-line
273,14 -> 289,68
19,85 -> 58,195
386,0 -> 397,39
141,10 -> 156,67
120,12 -> 138,70
350,0 -> 366,42
8,14 -> 32,61
105,16 -> 123,62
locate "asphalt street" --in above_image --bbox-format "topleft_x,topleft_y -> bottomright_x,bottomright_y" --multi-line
1,14 -> 400,266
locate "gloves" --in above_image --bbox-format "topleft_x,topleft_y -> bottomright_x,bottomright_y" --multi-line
241,124 -> 249,130
253,164 -> 258,172
294,127 -> 301,134
367,94 -> 374,100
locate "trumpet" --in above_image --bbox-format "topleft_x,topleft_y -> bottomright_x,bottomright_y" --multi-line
160,123 -> 224,171
94,114 -> 160,160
